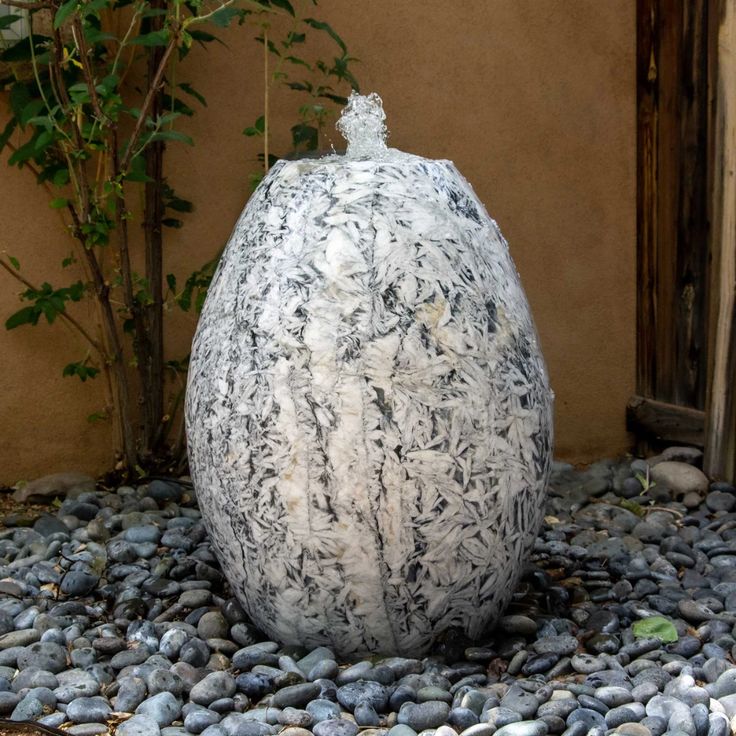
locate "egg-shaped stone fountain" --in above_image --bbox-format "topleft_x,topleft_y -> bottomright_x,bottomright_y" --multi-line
186,93 -> 553,657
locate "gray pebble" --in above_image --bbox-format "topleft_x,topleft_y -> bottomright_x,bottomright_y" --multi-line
0,691 -> 20,715
387,726 -> 417,736
271,682 -> 320,709
313,720 -> 360,736
117,714 -> 162,736
494,721 -> 548,736
337,681 -> 390,712
198,611 -> 229,640
185,709 -> 222,734
567,708 -> 607,730
606,703 -> 646,728
0,630 -> 40,649
309,660 -> 340,681
355,701 -> 381,726
397,701 -> 450,731
533,635 -> 578,657
448,707 -> 479,730
501,687 -> 539,720
306,698 -> 342,723
11,695 -> 44,721
277,707 -> 313,728
500,616 -> 538,637
115,676 -> 147,712
191,672 -> 237,706
595,686 -> 633,707
136,692 -> 182,727
54,669 -> 100,702
67,696 -> 112,724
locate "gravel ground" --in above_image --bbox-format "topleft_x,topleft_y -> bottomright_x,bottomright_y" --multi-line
0,450 -> 735,736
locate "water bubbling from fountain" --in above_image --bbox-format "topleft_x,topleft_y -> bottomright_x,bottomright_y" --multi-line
336,91 -> 389,160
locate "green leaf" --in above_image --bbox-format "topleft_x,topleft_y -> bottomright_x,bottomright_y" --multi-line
0,14 -> 22,30
632,616 -> 678,643
166,273 -> 176,291
284,31 -> 305,46
287,81 -> 312,93
188,29 -> 223,45
83,0 -> 110,16
19,99 -> 44,127
269,0 -> 294,15
34,129 -> 54,153
291,122 -> 317,151
285,55 -> 311,70
83,26 -> 116,43
8,256 -> 20,270
8,138 -> 38,166
149,129 -> 193,145
167,197 -> 193,213
156,111 -> 182,126
124,155 -> 153,182
304,18 -> 346,53
243,115 -> 265,137
161,93 -> 194,117
50,198 -> 69,209
5,306 -> 39,330
162,217 -> 183,228
52,168 -> 70,187
318,92 -> 348,105
178,82 -> 207,107
132,29 -> 170,46
0,118 -> 17,153
63,360 -> 100,382
0,35 -> 47,64
208,6 -> 242,27
54,0 -> 79,29
9,84 -> 31,117
619,498 -> 646,517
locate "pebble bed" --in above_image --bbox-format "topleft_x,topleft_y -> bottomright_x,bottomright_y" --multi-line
1,451 -> 736,736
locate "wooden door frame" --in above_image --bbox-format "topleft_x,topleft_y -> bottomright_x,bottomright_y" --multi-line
630,0 -> 710,449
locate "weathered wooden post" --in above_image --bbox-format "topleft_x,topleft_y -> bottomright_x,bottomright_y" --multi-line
705,0 -> 736,482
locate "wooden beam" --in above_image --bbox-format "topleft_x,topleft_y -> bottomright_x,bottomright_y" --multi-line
674,0 -> 710,410
704,0 -> 736,482
627,394 -> 705,447
637,0 -> 659,402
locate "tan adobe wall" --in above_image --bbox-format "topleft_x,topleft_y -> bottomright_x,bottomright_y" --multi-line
0,0 -> 635,482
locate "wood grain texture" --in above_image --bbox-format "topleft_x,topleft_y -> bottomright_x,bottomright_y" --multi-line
705,0 -> 736,481
627,394 -> 705,447
636,0 -> 711,451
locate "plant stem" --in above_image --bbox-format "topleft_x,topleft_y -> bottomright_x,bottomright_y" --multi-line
263,24 -> 269,175
67,205 -> 137,471
0,257 -> 102,353
119,27 -> 178,173
72,17 -> 109,125
142,0 -> 166,454
0,0 -> 52,8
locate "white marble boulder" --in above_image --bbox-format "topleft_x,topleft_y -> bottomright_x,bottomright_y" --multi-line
186,149 -> 554,657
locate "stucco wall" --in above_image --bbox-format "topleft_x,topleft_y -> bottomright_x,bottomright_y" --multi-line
0,0 -> 635,483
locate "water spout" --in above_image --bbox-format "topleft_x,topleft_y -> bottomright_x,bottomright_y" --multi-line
336,92 -> 389,160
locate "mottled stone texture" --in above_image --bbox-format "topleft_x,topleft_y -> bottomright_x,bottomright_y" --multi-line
186,153 -> 553,657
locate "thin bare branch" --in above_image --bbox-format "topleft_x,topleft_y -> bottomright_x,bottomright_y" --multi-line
0,0 -> 52,9
72,16 -> 109,125
119,27 -> 178,172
